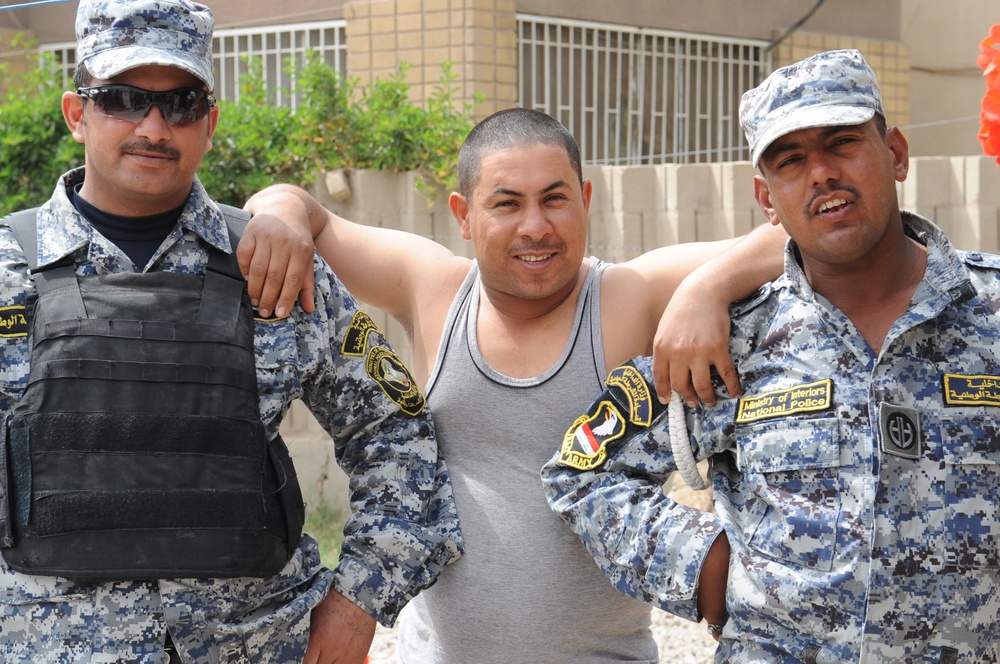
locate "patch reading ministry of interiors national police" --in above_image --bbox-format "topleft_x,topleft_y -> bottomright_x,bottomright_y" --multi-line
943,373 -> 1000,407
736,379 -> 833,424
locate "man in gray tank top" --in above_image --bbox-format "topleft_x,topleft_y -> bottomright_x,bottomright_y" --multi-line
244,109 -> 786,662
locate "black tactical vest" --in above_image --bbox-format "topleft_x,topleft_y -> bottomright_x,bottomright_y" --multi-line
0,207 -> 304,580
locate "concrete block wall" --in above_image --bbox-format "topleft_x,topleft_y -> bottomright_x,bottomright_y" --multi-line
343,0 -> 518,118
285,155 -> 1000,513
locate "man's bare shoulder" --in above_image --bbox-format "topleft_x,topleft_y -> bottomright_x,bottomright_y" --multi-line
597,262 -> 661,368
415,254 -> 474,309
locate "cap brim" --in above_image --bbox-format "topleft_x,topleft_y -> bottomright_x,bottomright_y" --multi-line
751,105 -> 876,167
85,46 -> 214,90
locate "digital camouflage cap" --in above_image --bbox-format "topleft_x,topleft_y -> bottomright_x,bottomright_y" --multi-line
740,49 -> 884,167
75,0 -> 215,90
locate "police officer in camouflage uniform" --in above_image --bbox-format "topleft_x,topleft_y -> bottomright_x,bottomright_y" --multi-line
542,49 -> 1000,663
0,1 -> 461,662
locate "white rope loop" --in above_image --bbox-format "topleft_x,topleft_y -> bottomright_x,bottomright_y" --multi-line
668,390 -> 710,491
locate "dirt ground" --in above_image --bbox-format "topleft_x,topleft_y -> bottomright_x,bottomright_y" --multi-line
366,471 -> 719,663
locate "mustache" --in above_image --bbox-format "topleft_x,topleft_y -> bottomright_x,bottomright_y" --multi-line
119,141 -> 180,159
511,241 -> 565,254
808,184 -> 861,210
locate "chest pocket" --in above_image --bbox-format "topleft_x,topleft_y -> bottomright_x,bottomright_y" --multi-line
737,418 -> 842,571
939,416 -> 1000,570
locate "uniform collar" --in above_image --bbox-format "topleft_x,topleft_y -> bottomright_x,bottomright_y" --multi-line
32,167 -> 233,270
780,211 -> 974,305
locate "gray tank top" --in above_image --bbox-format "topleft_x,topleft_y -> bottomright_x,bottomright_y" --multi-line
396,259 -> 656,663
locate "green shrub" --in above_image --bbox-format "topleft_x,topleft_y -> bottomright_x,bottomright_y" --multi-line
0,42 -> 479,212
0,39 -> 84,215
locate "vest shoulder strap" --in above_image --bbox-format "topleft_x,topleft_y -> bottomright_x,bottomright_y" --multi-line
3,204 -> 251,277
5,208 -> 41,271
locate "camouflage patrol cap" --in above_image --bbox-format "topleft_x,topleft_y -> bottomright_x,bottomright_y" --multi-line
76,0 -> 215,90
740,49 -> 883,167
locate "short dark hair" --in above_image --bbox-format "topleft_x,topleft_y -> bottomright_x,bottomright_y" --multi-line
73,62 -> 92,89
457,108 -> 582,199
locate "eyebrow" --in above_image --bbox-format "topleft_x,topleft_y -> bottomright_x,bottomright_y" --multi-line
489,180 -> 569,198
765,125 -> 864,163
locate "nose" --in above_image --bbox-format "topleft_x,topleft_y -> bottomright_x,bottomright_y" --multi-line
134,104 -> 172,142
519,202 -> 553,240
807,152 -> 841,188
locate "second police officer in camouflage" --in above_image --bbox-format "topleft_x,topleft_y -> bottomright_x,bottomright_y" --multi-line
543,49 -> 1000,663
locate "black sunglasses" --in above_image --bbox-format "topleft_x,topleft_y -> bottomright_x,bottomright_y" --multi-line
77,84 -> 216,126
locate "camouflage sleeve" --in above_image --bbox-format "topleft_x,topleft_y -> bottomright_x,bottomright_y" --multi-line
540,356 -> 724,623
295,258 -> 463,626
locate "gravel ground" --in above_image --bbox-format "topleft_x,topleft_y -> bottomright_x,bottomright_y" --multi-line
367,468 -> 719,663
366,608 -> 718,664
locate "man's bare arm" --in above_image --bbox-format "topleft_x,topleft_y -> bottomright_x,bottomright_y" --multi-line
244,184 -> 460,321
653,222 -> 787,406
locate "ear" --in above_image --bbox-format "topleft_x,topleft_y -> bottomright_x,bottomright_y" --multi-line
885,125 -> 909,183
581,178 -> 593,212
62,91 -> 86,144
753,174 -> 782,227
205,103 -> 220,151
450,191 -> 472,240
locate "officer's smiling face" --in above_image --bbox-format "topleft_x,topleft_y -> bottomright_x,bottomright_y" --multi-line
63,65 -> 219,217
753,119 -> 909,271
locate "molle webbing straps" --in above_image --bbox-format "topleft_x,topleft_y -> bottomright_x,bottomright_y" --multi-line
0,205 -> 303,580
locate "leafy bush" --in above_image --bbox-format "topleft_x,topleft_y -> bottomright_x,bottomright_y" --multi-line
0,42 -> 479,212
0,39 -> 84,215
191,56 -> 481,205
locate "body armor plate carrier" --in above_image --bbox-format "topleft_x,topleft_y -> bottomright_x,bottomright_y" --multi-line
0,207 -> 304,580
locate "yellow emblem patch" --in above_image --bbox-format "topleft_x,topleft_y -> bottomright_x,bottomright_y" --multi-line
342,310 -> 382,356
943,374 -> 1000,407
605,364 -> 654,426
736,379 -> 833,424
0,305 -> 27,338
558,401 -> 626,471
366,346 -> 425,416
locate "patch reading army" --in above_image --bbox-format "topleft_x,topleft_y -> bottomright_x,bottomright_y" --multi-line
0,305 -> 27,338
736,379 -> 832,424
365,346 -> 425,416
606,364 -> 654,426
558,401 -> 626,471
879,402 -> 921,460
943,374 -> 1000,407
342,310 -> 382,356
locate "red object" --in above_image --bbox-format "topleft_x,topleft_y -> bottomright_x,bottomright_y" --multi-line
977,24 -> 1000,164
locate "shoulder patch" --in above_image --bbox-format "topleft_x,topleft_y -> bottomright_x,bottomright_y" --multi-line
943,373 -> 1000,407
0,305 -> 28,338
736,378 -> 833,424
366,346 -> 425,416
342,310 -> 382,356
605,363 -> 654,426
558,400 -> 626,471
253,309 -> 282,323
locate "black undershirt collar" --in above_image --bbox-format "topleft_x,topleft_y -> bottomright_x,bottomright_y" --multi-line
71,184 -> 183,269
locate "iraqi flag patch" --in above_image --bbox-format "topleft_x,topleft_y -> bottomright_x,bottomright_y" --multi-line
558,400 -> 626,471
